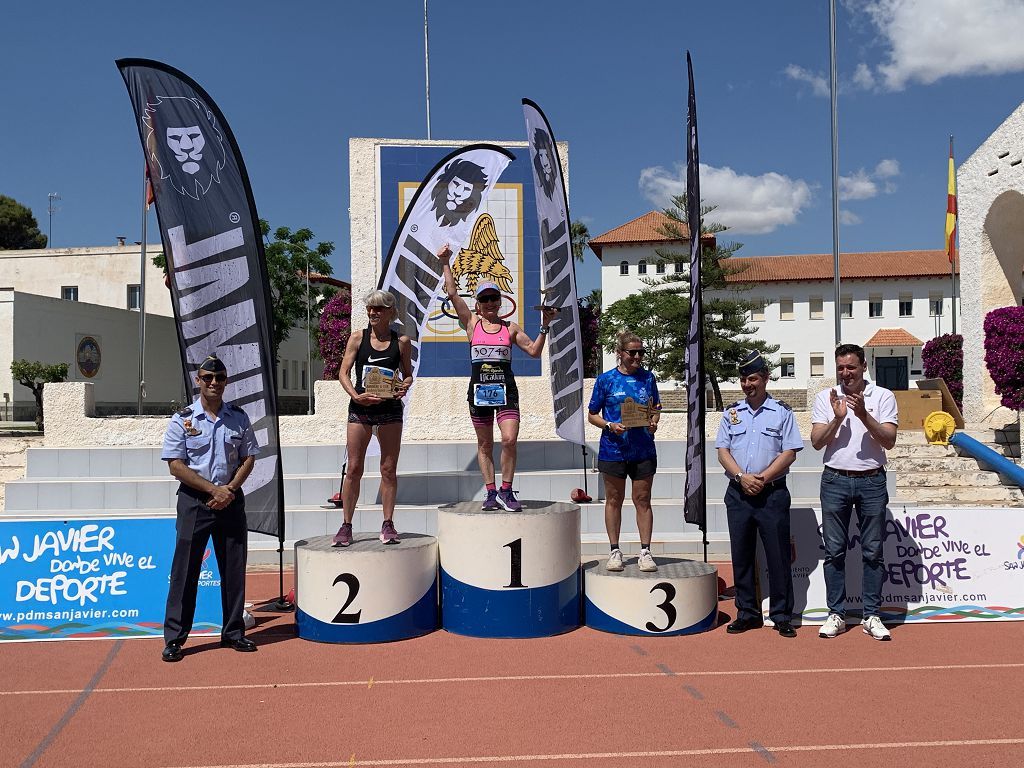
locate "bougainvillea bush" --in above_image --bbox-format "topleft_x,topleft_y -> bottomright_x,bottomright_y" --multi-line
983,306 -> 1024,410
921,333 -> 963,410
317,288 -> 352,380
578,298 -> 601,378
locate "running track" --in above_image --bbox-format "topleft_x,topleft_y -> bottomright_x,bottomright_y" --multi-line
3,568 -> 1023,768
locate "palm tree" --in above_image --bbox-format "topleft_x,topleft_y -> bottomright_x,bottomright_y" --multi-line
570,220 -> 591,262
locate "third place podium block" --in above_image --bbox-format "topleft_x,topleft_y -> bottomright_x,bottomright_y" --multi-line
438,501 -> 581,638
294,533 -> 438,643
584,557 -> 718,636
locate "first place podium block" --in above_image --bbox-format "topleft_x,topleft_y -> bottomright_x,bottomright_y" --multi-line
438,501 -> 581,638
295,533 -> 438,643
584,557 -> 718,636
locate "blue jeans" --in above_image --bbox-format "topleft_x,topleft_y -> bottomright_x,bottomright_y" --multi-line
819,468 -> 888,618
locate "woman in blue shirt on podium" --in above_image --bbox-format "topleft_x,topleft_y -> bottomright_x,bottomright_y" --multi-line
587,331 -> 662,574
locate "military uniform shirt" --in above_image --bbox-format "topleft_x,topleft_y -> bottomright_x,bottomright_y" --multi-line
714,395 -> 802,476
161,400 -> 260,485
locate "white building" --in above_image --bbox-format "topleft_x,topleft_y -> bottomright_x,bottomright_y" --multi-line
0,243 -> 341,419
590,211 -> 962,398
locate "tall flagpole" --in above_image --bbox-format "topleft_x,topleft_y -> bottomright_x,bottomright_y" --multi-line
424,0 -> 431,139
949,135 -> 958,335
138,168 -> 148,415
829,0 -> 842,347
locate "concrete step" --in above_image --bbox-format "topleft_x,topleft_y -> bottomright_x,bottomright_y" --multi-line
22,440 -> 826,479
0,466 -> 845,514
889,456 -> 999,472
896,471 -> 1006,488
895,485 -> 1024,505
888,444 -> 959,459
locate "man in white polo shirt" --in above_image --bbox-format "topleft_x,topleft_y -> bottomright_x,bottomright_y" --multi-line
810,344 -> 898,641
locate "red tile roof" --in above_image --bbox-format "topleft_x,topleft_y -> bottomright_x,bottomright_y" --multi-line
724,250 -> 957,283
589,211 -> 715,258
864,328 -> 924,347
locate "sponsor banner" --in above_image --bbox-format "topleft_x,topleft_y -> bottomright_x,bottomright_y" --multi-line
117,59 -> 283,538
761,506 -> 1024,624
683,52 -> 706,531
378,145 -> 514,382
0,517 -> 222,642
522,99 -> 585,445
378,144 -> 540,378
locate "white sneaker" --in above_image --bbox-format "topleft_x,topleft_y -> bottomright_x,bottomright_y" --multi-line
637,550 -> 658,572
819,613 -> 846,638
605,549 -> 624,571
862,615 -> 892,641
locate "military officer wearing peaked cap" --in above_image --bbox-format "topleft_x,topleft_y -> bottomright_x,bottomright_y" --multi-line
715,350 -> 803,638
160,354 -> 261,662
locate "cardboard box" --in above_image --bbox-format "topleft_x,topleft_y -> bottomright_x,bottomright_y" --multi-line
894,390 -> 944,431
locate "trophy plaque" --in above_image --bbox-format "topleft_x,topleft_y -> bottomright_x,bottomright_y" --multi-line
363,366 -> 399,398
619,397 -> 654,429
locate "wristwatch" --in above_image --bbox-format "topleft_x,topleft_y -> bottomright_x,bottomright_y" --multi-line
733,472 -> 744,483
539,326 -> 550,334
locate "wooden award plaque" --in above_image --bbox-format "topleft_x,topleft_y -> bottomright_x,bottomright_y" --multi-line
363,366 -> 398,398
619,397 -> 654,429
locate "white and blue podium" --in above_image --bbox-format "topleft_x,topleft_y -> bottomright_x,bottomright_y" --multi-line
583,557 -> 718,636
294,533 -> 438,643
438,501 -> 581,638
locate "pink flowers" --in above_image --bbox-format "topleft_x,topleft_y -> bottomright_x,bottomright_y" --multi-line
983,307 -> 1024,411
922,333 -> 963,410
318,289 -> 352,380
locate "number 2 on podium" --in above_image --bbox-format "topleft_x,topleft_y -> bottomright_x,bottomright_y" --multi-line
332,572 -> 362,624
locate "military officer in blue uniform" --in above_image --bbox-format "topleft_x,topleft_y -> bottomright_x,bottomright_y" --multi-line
160,355 -> 261,662
715,351 -> 803,638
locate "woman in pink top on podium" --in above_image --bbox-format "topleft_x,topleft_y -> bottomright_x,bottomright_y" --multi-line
440,244 -> 558,512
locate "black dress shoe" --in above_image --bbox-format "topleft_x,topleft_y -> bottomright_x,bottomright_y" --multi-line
773,621 -> 797,638
220,637 -> 257,652
726,617 -> 764,634
161,642 -> 183,662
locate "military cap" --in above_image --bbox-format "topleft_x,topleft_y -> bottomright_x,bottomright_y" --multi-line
198,354 -> 227,374
738,350 -> 767,377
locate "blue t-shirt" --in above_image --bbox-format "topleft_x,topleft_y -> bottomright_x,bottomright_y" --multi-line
589,367 -> 662,462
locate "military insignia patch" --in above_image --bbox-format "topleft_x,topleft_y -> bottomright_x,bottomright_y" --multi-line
729,408 -> 740,425
183,418 -> 201,437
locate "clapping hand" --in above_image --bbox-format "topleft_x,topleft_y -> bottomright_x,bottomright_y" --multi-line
829,389 -> 848,420
845,391 -> 868,420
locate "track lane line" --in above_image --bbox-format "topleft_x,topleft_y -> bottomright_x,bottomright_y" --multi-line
4,661 -> 1024,697
156,738 -> 1024,767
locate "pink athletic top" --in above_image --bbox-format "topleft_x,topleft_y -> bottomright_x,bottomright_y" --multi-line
470,320 -> 512,363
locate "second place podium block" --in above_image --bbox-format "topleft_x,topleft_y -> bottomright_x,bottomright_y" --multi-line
294,533 -> 438,643
438,501 -> 581,638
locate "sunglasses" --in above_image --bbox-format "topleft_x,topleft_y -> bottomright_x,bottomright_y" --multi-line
366,305 -> 389,311
478,294 -> 501,303
623,349 -> 646,357
198,373 -> 227,383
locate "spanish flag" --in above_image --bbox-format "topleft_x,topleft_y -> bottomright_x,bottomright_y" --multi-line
945,137 -> 957,264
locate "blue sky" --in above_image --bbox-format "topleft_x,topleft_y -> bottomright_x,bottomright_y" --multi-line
4,0 -> 1024,296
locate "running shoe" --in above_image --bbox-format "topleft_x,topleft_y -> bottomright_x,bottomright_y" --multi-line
605,549 -> 624,571
496,488 -> 522,512
862,615 -> 891,641
637,550 -> 658,572
380,519 -> 400,545
332,522 -> 353,547
481,489 -> 500,511
819,613 -> 846,638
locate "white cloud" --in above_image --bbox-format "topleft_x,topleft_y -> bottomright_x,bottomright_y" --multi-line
638,164 -> 813,235
852,62 -> 876,90
854,0 -> 1024,90
874,158 -> 900,178
783,64 -> 831,97
840,210 -> 863,225
839,169 -> 877,201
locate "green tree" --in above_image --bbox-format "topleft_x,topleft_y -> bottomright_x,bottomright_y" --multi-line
153,220 -> 337,363
647,195 -> 777,410
0,195 -> 47,249
598,289 -> 687,377
570,220 -> 590,262
11,360 -> 69,431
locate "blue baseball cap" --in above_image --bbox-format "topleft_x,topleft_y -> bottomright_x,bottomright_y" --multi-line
475,282 -> 501,297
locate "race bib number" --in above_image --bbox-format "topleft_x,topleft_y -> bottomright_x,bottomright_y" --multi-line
474,383 -> 507,407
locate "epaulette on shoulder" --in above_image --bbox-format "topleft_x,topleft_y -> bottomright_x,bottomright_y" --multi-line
725,401 -> 741,411
775,399 -> 793,411
176,405 -> 193,417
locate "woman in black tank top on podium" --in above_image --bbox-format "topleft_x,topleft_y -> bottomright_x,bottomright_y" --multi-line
334,289 -> 412,547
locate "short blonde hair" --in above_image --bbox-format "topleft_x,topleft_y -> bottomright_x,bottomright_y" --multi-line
363,289 -> 396,310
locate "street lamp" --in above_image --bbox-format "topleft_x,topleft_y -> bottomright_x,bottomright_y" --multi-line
47,192 -> 61,247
